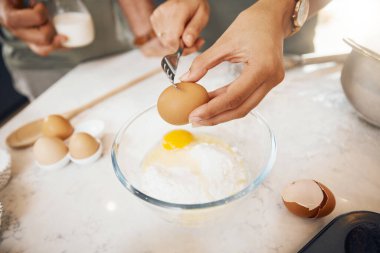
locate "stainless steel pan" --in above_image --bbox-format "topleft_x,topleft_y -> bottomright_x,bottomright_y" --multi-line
341,38 -> 380,127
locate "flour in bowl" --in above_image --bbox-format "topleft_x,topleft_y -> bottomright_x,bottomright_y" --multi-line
138,133 -> 249,204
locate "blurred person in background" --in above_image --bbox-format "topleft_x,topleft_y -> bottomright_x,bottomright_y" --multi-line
0,0 -> 199,101
151,0 -> 330,126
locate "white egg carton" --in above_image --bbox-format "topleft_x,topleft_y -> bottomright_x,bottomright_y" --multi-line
0,149 -> 11,190
75,120 -> 105,139
36,153 -> 71,170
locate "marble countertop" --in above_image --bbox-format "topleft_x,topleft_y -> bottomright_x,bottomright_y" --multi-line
0,50 -> 379,253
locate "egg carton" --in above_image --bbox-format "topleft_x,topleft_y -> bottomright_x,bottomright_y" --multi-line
0,149 -> 11,191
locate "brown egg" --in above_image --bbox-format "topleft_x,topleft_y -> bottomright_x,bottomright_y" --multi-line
33,136 -> 68,165
68,132 -> 100,159
42,114 -> 74,140
157,82 -> 210,125
281,179 -> 336,219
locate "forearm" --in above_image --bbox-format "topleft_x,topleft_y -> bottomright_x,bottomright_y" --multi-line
309,0 -> 331,18
118,0 -> 154,37
249,0 -> 330,38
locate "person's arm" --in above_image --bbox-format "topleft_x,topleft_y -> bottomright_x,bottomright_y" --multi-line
178,0 -> 331,126
118,0 -> 154,38
150,0 -> 209,51
310,0 -> 331,17
118,0 -> 204,56
0,0 -> 66,56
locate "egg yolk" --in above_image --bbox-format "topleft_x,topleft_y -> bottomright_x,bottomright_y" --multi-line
162,130 -> 194,150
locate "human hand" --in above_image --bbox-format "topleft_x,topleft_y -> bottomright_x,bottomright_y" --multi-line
150,0 -> 209,52
139,36 -> 205,57
181,0 -> 295,126
0,0 -> 67,56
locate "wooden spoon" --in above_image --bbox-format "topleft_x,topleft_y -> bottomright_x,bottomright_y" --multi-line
6,68 -> 161,149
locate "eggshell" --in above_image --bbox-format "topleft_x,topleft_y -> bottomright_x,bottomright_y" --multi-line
157,82 -> 209,125
281,179 -> 324,218
282,179 -> 336,219
283,201 -> 320,218
314,181 -> 336,218
42,114 -> 74,140
68,132 -> 100,160
33,137 -> 68,165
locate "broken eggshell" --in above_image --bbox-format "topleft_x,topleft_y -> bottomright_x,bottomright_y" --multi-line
281,179 -> 335,218
314,181 -> 336,218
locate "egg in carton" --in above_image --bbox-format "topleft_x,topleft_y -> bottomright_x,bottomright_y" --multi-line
33,118 -> 105,169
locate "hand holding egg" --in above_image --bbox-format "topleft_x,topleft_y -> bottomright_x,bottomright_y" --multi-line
157,82 -> 209,125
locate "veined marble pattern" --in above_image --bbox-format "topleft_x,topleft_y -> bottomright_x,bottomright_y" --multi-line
0,51 -> 379,253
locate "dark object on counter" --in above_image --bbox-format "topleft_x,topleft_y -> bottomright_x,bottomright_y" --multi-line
345,222 -> 380,253
298,211 -> 380,253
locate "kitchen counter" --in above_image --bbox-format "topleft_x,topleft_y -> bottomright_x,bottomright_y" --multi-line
0,50 -> 379,253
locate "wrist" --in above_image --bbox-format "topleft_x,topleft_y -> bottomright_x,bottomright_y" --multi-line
256,0 -> 296,38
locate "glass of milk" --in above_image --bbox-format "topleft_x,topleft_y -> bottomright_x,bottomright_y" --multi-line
52,0 -> 95,48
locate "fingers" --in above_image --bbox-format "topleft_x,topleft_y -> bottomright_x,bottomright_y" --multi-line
182,5 -> 209,47
182,38 -> 205,56
150,2 -> 188,51
208,85 -> 229,99
27,35 -> 66,56
192,82 -> 273,126
188,67 -> 265,123
140,37 -> 205,57
180,43 -> 227,82
5,2 -> 48,28
12,21 -> 56,45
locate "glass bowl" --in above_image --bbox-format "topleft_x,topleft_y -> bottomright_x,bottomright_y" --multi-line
111,105 -> 276,225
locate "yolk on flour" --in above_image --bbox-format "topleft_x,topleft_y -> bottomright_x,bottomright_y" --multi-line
162,129 -> 194,150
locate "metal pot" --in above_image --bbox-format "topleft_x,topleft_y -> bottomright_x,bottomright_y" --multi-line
341,38 -> 380,127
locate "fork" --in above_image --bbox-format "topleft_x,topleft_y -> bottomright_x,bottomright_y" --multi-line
161,45 -> 184,84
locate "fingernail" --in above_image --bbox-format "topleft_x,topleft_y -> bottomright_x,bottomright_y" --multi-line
184,34 -> 194,46
191,122 -> 202,128
189,116 -> 202,123
190,117 -> 203,128
180,71 -> 191,81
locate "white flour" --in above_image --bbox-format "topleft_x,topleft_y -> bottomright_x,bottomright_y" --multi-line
139,136 -> 248,204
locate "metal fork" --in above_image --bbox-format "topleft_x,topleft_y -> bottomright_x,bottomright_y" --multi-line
161,45 -> 184,84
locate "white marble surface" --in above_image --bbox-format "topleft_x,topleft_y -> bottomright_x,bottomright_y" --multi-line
0,50 -> 379,253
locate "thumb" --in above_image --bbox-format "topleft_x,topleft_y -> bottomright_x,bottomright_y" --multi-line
180,44 -> 225,82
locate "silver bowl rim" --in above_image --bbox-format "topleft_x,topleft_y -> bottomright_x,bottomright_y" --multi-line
111,105 -> 277,210
344,38 -> 380,62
